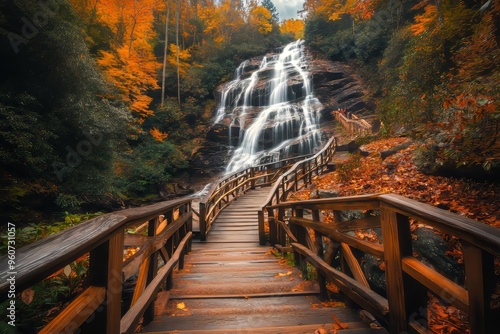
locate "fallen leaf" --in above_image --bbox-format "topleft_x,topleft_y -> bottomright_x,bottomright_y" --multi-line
63,265 -> 72,277
21,288 -> 35,305
332,314 -> 348,329
314,327 -> 328,334
176,302 -> 187,311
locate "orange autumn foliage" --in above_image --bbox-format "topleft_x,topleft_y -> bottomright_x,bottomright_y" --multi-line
249,6 -> 273,35
69,0 -> 162,119
293,138 -> 500,227
304,0 -> 378,21
410,4 -> 438,35
150,127 -> 168,141
198,0 -> 245,45
280,19 -> 305,39
167,44 -> 192,77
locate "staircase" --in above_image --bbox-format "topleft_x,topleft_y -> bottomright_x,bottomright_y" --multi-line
141,187 -> 387,333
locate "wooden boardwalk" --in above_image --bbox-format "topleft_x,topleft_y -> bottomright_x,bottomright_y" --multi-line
141,187 -> 386,333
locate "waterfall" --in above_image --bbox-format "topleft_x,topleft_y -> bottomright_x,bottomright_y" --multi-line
215,40 -> 323,173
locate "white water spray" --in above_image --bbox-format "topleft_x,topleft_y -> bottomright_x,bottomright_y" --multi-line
214,40 -> 323,172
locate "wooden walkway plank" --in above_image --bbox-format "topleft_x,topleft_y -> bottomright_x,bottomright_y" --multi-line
141,187 -> 386,334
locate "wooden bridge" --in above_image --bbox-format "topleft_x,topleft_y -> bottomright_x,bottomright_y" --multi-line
1,137 -> 499,334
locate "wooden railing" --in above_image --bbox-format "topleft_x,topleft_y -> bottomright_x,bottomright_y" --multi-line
265,194 -> 500,334
198,151 -> 329,241
258,137 -> 337,245
334,110 -> 372,135
0,198 -> 193,334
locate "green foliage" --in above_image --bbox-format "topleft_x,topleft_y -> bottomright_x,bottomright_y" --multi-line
303,0 -> 499,175
336,153 -> 362,182
261,0 -> 279,22
0,258 -> 88,333
304,262 -> 318,281
355,133 -> 379,146
0,0 -> 129,221
304,14 -> 351,59
55,194 -> 82,212
115,139 -> 188,197
0,212 -> 101,254
272,251 -> 295,266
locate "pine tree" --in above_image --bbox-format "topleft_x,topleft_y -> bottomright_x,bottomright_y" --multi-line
261,0 -> 279,22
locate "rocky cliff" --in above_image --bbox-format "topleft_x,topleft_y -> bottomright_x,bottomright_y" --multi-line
189,46 -> 374,181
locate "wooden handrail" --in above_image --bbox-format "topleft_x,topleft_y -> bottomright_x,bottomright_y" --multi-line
334,110 -> 372,135
197,147 -> 331,241
265,193 -> 500,333
0,197 -> 193,333
258,137 -> 337,244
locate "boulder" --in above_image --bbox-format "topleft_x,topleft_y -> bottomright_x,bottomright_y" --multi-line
311,189 -> 340,199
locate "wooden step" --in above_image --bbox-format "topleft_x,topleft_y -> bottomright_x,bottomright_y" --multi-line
143,308 -> 360,332
143,322 -> 387,334
141,188 -> 387,334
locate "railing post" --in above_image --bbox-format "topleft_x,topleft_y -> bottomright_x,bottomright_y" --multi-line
165,240 -> 174,291
302,163 -> 306,185
307,160 -> 311,186
258,209 -> 267,245
87,230 -> 124,333
250,168 -> 256,189
278,207 -> 287,247
281,178 -> 286,201
268,208 -> 276,246
184,203 -> 192,242
143,217 -> 159,324
199,202 -> 207,241
381,208 -> 427,333
312,209 -> 327,301
292,209 -> 308,276
462,242 -> 496,334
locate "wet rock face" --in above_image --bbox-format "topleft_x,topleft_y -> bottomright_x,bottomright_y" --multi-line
191,45 -> 375,178
206,123 -> 240,146
189,141 -> 231,178
309,59 -> 375,116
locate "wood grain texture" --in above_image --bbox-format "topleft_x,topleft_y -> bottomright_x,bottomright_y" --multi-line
39,286 -> 106,334
291,242 -> 389,319
380,194 -> 500,257
341,243 -> 370,288
120,232 -> 192,334
268,194 -> 381,211
0,198 -> 192,295
290,217 -> 385,258
402,257 -> 468,313
462,241 -> 497,334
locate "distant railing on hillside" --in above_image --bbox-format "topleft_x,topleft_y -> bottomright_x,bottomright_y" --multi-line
198,146 -> 335,241
0,198 -> 193,334
258,137 -> 337,244
334,110 -> 372,135
265,194 -> 500,334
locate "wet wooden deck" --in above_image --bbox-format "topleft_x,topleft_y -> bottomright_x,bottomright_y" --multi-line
141,187 -> 387,333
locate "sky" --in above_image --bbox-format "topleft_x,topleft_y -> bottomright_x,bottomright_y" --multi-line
272,0 -> 304,21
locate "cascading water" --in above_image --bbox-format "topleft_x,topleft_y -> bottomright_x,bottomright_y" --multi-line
215,40 -> 323,173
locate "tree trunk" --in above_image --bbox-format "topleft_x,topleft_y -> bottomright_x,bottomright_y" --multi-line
176,0 -> 181,107
161,2 -> 170,106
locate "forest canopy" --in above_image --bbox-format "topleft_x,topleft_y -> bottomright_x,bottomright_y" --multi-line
1,0 -> 498,224
0,0 -> 294,223
303,0 -> 499,176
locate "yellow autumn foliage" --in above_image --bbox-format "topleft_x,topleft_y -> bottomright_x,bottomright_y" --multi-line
280,19 -> 304,39
150,127 -> 168,142
249,6 -> 273,35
